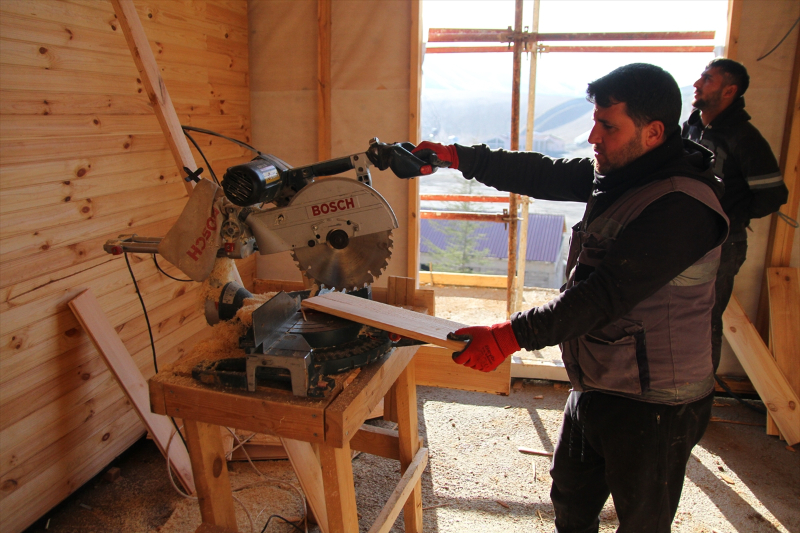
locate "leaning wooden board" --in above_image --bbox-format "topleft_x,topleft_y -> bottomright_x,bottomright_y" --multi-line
302,292 -> 468,351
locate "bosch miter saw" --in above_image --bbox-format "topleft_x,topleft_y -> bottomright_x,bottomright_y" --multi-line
105,138 -> 438,397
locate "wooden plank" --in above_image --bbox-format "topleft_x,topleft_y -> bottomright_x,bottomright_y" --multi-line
150,376 -> 327,444
416,345 -> 511,395
317,0 -> 331,160
281,438 -> 329,533
367,448 -> 428,533
319,443 -> 359,533
725,0 -> 743,59
767,268 -> 800,436
183,420 -> 237,530
723,295 -> 800,445
407,0 -> 422,283
510,356 -> 568,382
0,133 -> 169,166
420,271 -> 508,288
67,289 -> 195,493
110,0 -> 195,195
325,346 -> 419,448
302,293 -> 467,351
349,424 -> 400,460
394,361 -> 423,533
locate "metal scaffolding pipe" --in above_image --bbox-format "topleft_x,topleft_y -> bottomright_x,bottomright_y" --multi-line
425,45 -> 716,54
420,211 -> 512,223
420,194 -> 511,203
506,0 -> 524,318
428,28 -> 715,43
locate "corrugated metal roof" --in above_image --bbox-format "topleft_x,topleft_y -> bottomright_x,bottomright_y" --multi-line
420,213 -> 565,263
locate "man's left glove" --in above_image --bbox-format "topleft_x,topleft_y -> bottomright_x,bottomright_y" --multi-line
447,321 -> 520,372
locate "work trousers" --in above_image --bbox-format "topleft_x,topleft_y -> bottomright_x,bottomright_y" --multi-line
710,239 -> 748,372
549,390 -> 713,533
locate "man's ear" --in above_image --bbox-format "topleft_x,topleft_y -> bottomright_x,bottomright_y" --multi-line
643,120 -> 665,148
722,84 -> 738,101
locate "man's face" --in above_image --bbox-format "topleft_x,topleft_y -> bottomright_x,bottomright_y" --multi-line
692,66 -> 727,110
587,102 -> 646,174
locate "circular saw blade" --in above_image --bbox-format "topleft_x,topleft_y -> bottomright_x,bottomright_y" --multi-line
292,230 -> 393,290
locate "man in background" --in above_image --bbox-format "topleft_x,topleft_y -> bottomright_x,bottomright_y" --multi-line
682,58 -> 788,372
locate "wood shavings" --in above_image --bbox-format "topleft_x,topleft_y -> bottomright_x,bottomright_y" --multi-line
518,447 -> 553,456
719,474 -> 736,484
235,293 -> 276,328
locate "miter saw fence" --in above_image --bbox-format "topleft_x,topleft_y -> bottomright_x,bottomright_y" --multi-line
193,282 -> 394,397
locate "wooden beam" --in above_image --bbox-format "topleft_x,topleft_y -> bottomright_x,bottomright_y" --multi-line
407,0 -> 422,284
317,0 -> 332,161
349,424 -> 400,460
319,443 -> 359,533
755,28 -> 800,338
367,448 -> 428,533
394,360 -> 423,533
723,295 -> 800,445
110,0 -> 195,195
68,289 -> 195,494
184,420 -> 237,530
420,271 -> 509,288
724,0 -> 743,60
510,356 -> 568,382
415,345 -> 511,395
302,292 -> 467,351
766,268 -> 800,437
281,438 -> 330,533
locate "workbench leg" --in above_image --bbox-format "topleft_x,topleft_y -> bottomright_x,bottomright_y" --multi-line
281,438 -> 329,533
183,420 -> 238,531
319,442 -> 359,533
394,359 -> 423,533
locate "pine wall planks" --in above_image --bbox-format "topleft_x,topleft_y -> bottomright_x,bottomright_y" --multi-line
0,1 -> 252,531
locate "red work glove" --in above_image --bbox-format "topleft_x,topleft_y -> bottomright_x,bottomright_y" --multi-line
412,141 -> 459,173
447,321 -> 520,372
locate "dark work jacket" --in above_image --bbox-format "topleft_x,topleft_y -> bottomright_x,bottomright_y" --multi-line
457,131 -> 729,403
682,97 -> 787,241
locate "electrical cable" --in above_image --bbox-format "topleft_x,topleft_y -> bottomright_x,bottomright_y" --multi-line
757,16 -> 800,61
152,254 -> 192,282
714,375 -> 767,415
225,428 -> 307,533
182,128 -> 219,184
260,514 -> 305,533
124,252 -> 188,449
181,125 -> 293,170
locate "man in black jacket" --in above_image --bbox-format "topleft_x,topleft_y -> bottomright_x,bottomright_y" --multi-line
412,63 -> 729,532
682,58 -> 788,372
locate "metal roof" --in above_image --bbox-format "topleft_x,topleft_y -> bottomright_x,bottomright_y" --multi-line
420,213 -> 566,263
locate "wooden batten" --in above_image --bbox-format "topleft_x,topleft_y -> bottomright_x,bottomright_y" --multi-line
0,1 -> 252,531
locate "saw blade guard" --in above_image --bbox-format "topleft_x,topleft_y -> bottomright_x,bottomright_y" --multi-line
244,177 -> 398,255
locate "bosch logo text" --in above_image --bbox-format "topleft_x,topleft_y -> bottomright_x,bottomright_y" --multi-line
310,197 -> 355,217
186,207 -> 219,261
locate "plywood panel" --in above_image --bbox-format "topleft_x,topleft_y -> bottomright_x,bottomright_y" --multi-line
0,1 -> 251,530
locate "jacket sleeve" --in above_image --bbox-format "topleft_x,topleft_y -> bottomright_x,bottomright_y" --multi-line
736,128 -> 788,219
509,192 -> 727,350
456,144 -> 596,202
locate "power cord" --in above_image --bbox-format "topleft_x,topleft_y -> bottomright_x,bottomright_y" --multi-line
714,375 -> 767,415
182,128 -> 220,184
123,252 -> 188,449
152,254 -> 192,282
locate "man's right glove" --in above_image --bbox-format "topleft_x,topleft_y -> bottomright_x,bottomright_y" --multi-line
447,321 -> 519,372
412,141 -> 459,172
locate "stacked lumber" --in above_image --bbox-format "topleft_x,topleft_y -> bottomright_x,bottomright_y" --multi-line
0,1 -> 252,531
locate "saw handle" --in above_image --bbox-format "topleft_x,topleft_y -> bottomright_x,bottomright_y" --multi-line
366,139 -> 434,179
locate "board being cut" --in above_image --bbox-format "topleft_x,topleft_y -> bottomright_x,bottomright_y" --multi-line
302,292 -> 468,351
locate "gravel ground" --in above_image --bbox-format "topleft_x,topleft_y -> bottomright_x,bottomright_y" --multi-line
23,288 -> 800,533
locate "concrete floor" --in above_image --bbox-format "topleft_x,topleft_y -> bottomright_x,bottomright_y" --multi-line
21,381 -> 800,533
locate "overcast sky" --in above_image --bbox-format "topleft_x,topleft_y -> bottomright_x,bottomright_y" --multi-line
422,0 -> 730,96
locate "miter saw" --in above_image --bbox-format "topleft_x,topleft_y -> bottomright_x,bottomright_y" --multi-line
105,137 -> 436,397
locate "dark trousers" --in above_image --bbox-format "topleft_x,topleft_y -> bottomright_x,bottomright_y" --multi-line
710,240 -> 748,372
550,391 -> 713,533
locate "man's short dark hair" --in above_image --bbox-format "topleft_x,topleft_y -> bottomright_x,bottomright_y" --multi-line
707,58 -> 749,98
586,63 -> 682,130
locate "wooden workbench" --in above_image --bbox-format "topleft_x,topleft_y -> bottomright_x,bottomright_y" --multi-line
149,345 -> 426,533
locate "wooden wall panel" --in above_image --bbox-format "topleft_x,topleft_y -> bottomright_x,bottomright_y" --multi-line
0,1 -> 252,531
